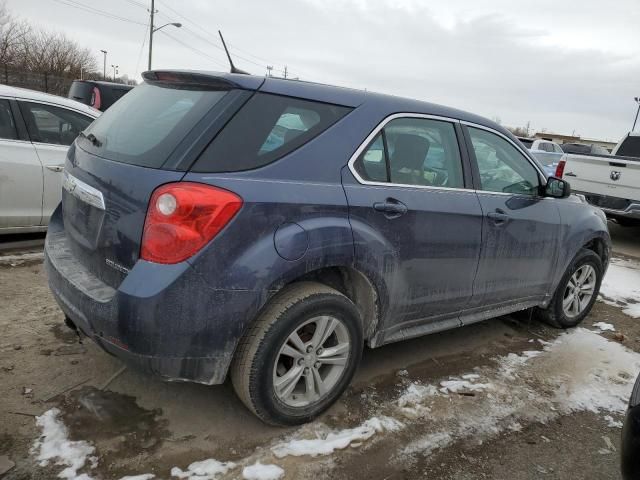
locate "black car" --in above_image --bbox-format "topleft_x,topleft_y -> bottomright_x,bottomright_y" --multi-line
68,80 -> 133,111
622,372 -> 640,479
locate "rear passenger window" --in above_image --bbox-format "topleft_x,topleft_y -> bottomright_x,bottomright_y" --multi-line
20,102 -> 93,145
193,93 -> 351,173
353,117 -> 464,188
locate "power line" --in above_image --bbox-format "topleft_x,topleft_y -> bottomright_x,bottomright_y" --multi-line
159,30 -> 229,70
51,0 -> 147,26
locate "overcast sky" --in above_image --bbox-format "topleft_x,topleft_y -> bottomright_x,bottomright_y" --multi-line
9,0 -> 640,140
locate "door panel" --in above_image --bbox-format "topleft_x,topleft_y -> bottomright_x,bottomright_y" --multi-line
0,139 -> 43,228
470,193 -> 561,306
18,100 -> 95,225
464,125 -> 560,310
33,143 -> 67,225
345,116 -> 482,334
345,179 -> 483,326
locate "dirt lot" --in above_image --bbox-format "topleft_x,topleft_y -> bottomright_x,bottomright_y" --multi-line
1,227 -> 639,480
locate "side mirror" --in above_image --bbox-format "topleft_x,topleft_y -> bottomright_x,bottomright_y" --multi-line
544,176 -> 571,198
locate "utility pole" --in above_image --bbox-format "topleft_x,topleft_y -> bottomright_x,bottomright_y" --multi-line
283,65 -> 288,79
100,49 -> 107,80
266,65 -> 273,77
148,0 -> 155,70
633,97 -> 640,132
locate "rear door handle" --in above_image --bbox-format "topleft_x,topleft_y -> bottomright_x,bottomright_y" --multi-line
487,209 -> 509,224
46,165 -> 64,172
373,199 -> 408,218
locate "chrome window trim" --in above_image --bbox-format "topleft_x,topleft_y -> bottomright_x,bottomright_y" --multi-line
62,170 -> 106,211
460,120 -> 547,180
347,112 -> 472,193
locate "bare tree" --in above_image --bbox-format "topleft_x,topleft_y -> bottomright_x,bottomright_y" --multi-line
0,0 -> 30,67
1,2 -> 97,77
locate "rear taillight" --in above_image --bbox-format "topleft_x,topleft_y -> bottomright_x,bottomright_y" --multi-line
141,182 -> 242,264
555,158 -> 566,178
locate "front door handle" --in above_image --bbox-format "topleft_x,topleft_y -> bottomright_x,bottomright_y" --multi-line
46,165 -> 64,172
487,209 -> 509,224
373,199 -> 408,218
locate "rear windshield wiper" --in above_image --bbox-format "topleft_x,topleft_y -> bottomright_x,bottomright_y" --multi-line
78,131 -> 102,147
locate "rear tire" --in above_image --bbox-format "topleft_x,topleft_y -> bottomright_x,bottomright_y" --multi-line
230,282 -> 363,426
536,248 -> 603,328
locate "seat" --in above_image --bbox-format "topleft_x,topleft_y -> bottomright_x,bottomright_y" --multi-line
389,134 -> 431,186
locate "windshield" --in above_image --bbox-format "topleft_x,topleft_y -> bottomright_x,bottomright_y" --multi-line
79,82 -> 228,168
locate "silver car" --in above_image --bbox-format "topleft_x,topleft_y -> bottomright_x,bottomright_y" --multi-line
0,85 -> 100,234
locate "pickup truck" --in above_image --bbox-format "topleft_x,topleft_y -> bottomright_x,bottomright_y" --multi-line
556,133 -> 640,226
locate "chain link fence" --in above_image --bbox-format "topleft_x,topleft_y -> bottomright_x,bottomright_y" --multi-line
0,66 -> 76,97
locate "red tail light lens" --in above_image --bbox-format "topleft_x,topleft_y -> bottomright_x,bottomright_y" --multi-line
555,159 -> 566,178
141,182 -> 242,264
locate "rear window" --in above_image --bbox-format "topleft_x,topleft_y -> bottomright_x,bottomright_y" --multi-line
192,93 -> 351,173
561,143 -> 591,154
68,81 -> 93,104
79,82 -> 228,168
616,136 -> 640,158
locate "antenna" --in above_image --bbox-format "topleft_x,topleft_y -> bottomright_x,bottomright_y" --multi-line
218,30 -> 249,75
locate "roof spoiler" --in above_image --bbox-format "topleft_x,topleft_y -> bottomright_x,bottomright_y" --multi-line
141,71 -> 239,90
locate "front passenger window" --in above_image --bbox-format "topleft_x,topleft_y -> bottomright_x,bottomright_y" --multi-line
469,127 -> 540,196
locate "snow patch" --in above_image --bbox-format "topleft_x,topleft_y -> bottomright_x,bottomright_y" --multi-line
439,379 -> 492,394
603,415 -> 623,428
402,431 -> 452,457
593,322 -> 615,332
242,462 -> 284,480
32,408 -> 96,480
272,416 -> 402,458
119,475 -> 155,480
171,459 -> 236,479
599,257 -> 640,318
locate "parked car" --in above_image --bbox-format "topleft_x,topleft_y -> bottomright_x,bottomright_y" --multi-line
561,142 -> 611,155
612,131 -> 640,159
528,139 -> 565,176
516,136 -> 534,149
621,371 -> 640,480
0,85 -> 100,234
555,134 -> 640,226
68,80 -> 133,112
45,70 -> 611,426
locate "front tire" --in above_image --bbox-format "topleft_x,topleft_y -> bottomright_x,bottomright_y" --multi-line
536,248 -> 603,328
230,282 -> 363,426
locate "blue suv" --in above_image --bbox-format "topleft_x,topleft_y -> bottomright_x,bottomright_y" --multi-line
45,70 -> 610,425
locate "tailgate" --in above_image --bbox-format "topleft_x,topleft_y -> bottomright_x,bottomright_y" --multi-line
565,154 -> 640,202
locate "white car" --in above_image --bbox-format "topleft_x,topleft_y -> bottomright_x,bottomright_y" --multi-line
529,139 -> 565,176
0,85 -> 100,233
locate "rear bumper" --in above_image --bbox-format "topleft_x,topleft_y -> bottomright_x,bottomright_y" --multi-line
576,191 -> 640,220
44,207 -> 261,385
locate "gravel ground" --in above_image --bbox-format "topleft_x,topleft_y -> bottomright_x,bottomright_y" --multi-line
0,244 -> 639,479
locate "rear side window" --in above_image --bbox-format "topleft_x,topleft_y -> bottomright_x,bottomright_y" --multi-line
192,93 -> 351,173
354,117 -> 464,189
80,82 -> 228,168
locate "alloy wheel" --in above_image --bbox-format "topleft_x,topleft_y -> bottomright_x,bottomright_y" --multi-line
562,264 -> 597,319
272,315 -> 351,408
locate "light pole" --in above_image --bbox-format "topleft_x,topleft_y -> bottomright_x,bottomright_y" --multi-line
111,64 -> 118,82
633,97 -> 640,132
100,49 -> 107,80
147,0 -> 181,70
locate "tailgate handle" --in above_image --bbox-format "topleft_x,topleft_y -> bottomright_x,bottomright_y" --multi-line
564,171 -> 577,177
